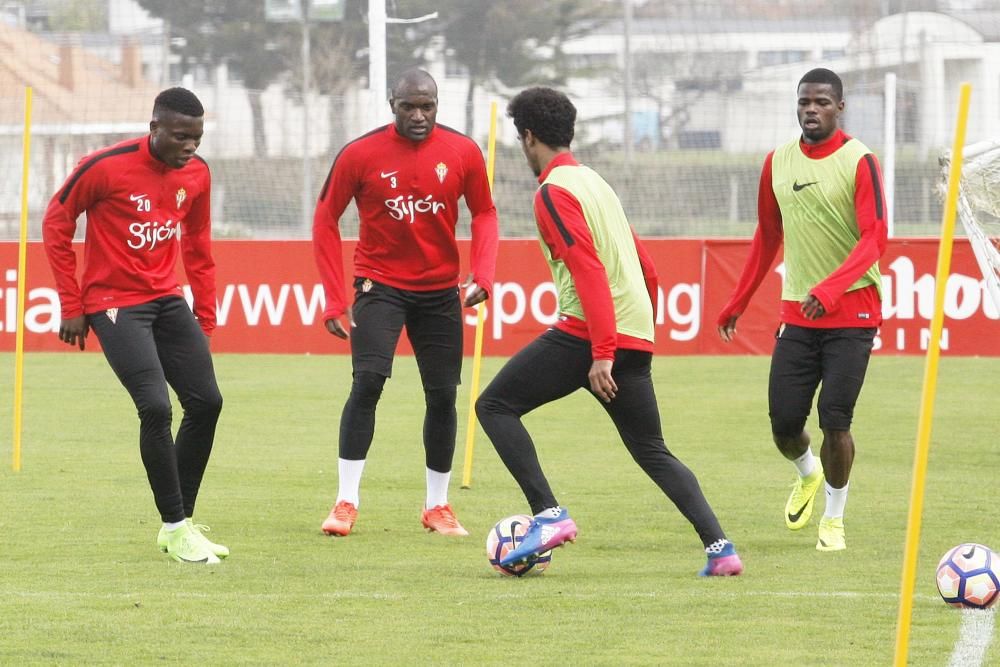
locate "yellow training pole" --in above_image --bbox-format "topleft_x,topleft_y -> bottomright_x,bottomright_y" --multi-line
893,82 -> 971,667
461,101 -> 497,489
13,87 -> 33,472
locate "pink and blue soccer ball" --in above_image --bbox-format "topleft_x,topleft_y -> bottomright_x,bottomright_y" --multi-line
936,543 -> 1000,609
486,514 -> 551,577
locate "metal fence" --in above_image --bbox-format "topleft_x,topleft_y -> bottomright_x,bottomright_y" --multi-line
2,0 -> 997,240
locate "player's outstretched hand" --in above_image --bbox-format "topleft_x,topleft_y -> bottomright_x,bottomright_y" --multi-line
460,274 -> 487,307
718,315 -> 739,342
588,359 -> 617,403
58,315 -> 89,351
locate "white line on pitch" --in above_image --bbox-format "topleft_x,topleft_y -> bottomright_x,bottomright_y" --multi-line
2,588 -> 942,603
947,608 -> 995,667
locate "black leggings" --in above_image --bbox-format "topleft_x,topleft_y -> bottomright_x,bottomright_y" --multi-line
338,279 -> 462,472
476,328 -> 725,548
339,371 -> 457,472
89,296 -> 223,523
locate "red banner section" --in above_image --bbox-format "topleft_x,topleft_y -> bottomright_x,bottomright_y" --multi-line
2,238 -> 997,355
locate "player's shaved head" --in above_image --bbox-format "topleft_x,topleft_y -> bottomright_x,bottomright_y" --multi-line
391,69 -> 437,100
390,68 -> 438,142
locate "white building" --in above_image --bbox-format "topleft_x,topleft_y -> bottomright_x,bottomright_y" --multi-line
559,16 -> 852,150
557,10 -> 1000,156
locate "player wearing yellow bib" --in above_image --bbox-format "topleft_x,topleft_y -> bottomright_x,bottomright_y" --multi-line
717,69 -> 888,551
477,87 -> 743,576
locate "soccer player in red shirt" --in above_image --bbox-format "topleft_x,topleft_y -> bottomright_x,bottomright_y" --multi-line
42,88 -> 226,565
313,69 -> 498,537
717,69 -> 888,552
476,87 -> 743,576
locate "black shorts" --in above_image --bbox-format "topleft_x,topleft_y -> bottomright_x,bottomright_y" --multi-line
768,324 -> 876,434
349,277 -> 462,389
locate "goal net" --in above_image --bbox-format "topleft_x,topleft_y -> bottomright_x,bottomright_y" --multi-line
942,140 -> 1000,311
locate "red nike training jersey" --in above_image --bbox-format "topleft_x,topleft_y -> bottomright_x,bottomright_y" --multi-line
42,135 -> 217,334
313,123 -> 499,320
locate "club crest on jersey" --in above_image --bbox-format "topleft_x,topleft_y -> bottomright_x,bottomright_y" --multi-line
435,162 -> 448,183
362,278 -> 373,293
106,308 -> 118,324
176,187 -> 187,209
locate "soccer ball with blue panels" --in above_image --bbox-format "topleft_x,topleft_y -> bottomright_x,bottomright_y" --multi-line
935,543 -> 1000,609
486,514 -> 551,577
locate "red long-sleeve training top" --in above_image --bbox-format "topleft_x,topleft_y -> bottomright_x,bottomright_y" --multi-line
533,153 -> 659,359
42,135 -> 217,334
313,124 -> 499,320
717,129 -> 887,329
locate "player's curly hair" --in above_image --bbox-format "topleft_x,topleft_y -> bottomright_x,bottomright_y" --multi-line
798,68 -> 843,101
507,87 -> 575,148
153,87 -> 204,118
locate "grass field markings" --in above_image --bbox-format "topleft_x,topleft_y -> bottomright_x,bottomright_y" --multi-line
2,590 -> 405,601
1,588 -> 942,603
947,608 -> 996,667
740,590 -> 943,602
3,356 -> 994,663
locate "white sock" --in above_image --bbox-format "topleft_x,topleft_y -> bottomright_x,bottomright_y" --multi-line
792,449 -> 817,478
824,481 -> 849,518
337,458 -> 366,507
163,520 -> 185,532
425,468 -> 451,508
535,507 -> 563,519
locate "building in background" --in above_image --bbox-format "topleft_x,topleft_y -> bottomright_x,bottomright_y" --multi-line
0,18 -> 157,235
558,9 -> 1000,155
560,16 -> 852,151
1,0 -> 999,239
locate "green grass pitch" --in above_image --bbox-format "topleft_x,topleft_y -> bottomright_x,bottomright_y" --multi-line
0,353 -> 997,665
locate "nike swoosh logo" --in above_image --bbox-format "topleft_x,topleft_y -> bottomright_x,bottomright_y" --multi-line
787,501 -> 811,524
129,193 -> 148,201
792,181 -> 818,192
380,170 -> 398,178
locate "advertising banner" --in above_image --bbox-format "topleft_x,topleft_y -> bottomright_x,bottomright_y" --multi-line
2,238 -> 996,355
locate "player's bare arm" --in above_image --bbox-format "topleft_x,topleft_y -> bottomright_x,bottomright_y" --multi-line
588,359 -> 617,403
58,315 -> 89,350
